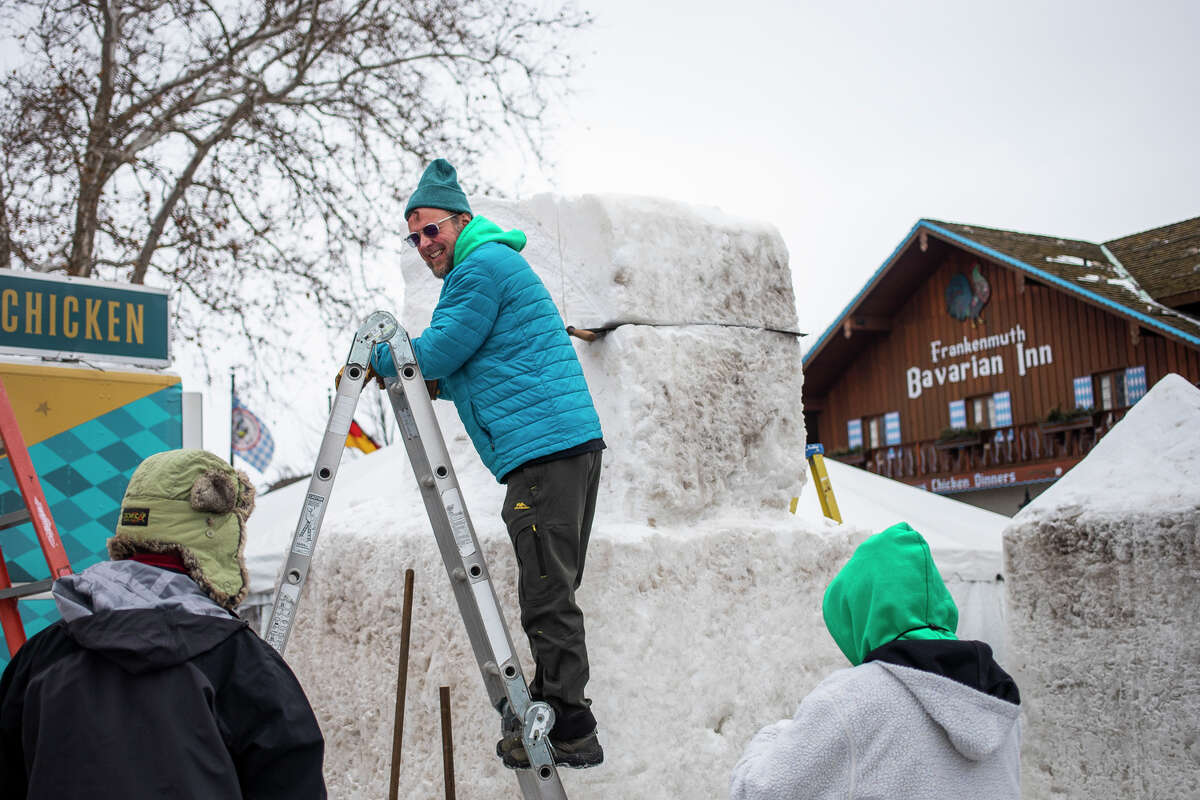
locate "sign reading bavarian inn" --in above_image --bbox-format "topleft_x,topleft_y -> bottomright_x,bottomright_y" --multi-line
905,324 -> 1054,399
0,270 -> 169,367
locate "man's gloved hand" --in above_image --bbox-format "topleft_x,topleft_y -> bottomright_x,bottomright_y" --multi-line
366,342 -> 438,398
333,345 -> 389,391
334,365 -> 385,391
371,342 -> 399,380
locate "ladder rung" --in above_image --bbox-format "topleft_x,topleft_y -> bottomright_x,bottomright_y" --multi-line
0,509 -> 31,532
0,578 -> 54,601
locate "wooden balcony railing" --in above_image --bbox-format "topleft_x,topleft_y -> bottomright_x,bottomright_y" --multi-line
840,408 -> 1131,482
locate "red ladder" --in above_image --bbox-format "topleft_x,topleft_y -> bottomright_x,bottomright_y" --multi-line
0,376 -> 73,657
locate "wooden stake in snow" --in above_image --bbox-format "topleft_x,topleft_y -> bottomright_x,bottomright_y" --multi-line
440,686 -> 456,800
388,568 -> 415,800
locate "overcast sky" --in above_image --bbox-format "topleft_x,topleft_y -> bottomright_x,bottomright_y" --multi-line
502,0 -> 1200,339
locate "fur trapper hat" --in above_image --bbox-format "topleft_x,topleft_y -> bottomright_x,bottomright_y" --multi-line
108,449 -> 256,609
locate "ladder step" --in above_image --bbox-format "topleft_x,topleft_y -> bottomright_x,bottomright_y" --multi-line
0,509 -> 32,532
0,578 -> 54,601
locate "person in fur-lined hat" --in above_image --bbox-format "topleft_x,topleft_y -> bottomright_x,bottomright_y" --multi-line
0,449 -> 326,799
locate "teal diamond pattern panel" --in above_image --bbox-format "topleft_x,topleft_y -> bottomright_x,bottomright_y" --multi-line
0,384 -> 181,667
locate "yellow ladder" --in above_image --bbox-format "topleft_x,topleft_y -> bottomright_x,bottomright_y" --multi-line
790,443 -> 842,523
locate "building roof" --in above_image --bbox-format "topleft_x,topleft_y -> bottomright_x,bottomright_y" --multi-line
931,219 -> 1200,343
803,217 -> 1200,397
1103,217 -> 1200,306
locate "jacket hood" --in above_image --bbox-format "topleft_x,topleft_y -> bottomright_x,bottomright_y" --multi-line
874,661 -> 1021,760
865,638 -> 1020,705
52,560 -> 243,673
453,215 -> 527,267
823,522 -> 958,665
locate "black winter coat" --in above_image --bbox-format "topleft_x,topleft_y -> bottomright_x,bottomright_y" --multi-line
0,607 -> 326,799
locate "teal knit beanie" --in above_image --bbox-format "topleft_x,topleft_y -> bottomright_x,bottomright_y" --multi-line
405,158 -> 472,217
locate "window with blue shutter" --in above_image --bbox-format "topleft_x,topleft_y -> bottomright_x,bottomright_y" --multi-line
1125,366 -> 1147,405
884,411 -> 901,446
992,391 -> 1012,427
847,418 -> 863,449
1073,376 -> 1094,409
948,400 -> 966,430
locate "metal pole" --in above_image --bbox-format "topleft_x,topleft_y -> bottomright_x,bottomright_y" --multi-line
388,569 -> 415,800
440,686 -> 456,800
229,370 -> 235,465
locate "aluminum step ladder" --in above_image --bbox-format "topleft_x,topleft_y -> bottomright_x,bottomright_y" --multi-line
264,311 -> 567,799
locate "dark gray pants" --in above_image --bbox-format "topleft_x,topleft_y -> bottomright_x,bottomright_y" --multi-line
500,450 -> 602,739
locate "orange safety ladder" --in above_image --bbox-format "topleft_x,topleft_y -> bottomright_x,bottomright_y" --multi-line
0,377 -> 73,657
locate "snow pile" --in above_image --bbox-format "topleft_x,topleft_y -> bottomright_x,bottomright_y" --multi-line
242,193 -> 1006,798
1003,373 -> 1200,800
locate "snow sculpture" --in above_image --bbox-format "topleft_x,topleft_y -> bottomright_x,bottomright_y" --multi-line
1003,373 -> 1200,799
257,193 -> 834,798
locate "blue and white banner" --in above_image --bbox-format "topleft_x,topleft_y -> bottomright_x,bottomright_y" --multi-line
884,411 -> 901,446
948,399 -> 966,430
847,419 -> 863,449
1125,365 -> 1147,405
232,395 -> 274,472
992,391 -> 1012,427
1073,376 -> 1094,409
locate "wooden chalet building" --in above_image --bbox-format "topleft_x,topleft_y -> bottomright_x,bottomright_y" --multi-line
802,216 -> 1200,515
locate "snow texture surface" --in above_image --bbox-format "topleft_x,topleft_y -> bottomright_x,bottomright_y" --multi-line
1003,373 -> 1200,800
243,193 -> 1007,798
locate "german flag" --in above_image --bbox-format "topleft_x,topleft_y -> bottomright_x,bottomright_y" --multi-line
346,419 -> 380,453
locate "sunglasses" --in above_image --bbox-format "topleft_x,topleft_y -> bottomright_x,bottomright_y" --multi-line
405,213 -> 459,248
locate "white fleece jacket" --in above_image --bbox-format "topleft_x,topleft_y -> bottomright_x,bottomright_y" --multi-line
729,661 -> 1021,800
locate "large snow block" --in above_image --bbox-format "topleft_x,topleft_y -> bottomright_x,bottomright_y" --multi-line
579,324 -> 806,521
1003,374 -> 1200,799
399,193 -> 798,336
519,193 -> 797,331
283,518 -> 853,799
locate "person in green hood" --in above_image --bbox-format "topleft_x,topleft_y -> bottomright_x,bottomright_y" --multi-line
730,522 -> 1021,800
372,159 -> 606,770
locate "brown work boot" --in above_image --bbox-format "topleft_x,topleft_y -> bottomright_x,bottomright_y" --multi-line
502,729 -> 604,770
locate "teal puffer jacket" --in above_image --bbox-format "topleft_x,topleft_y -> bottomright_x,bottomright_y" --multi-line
411,217 -> 603,481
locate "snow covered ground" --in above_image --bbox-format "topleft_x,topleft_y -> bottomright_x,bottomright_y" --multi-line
1004,373 -> 1200,799
242,193 -> 1011,798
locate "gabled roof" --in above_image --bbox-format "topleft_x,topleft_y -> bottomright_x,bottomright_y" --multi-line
1104,217 -> 1200,304
803,217 -> 1200,397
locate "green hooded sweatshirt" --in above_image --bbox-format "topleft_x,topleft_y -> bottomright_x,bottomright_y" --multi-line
453,215 -> 527,268
822,521 -> 959,666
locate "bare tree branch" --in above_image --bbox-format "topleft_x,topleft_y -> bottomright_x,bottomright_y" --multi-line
1,0 -> 590,384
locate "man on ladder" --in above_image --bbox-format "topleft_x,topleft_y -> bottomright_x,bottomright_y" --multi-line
372,159 -> 606,770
